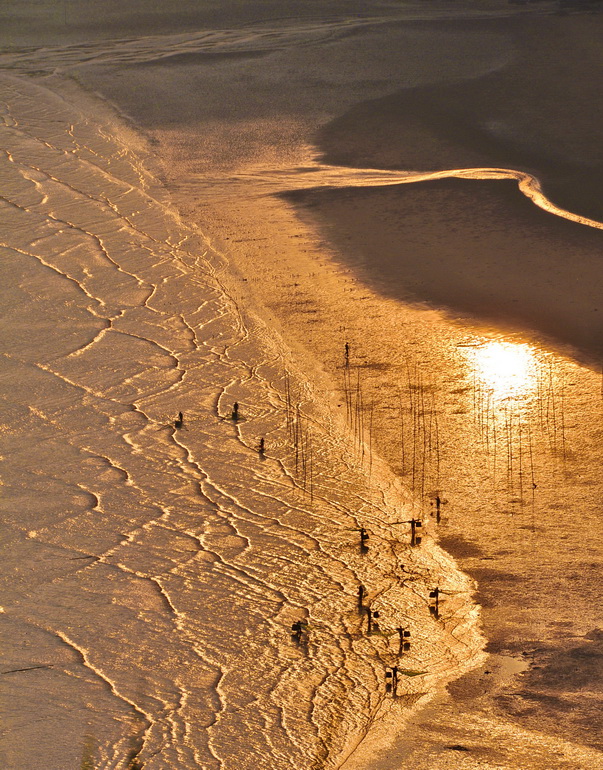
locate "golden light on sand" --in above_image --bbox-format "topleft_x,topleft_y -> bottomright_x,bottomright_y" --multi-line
467,339 -> 538,400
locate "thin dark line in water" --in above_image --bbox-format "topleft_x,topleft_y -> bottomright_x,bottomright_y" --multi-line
1,665 -> 53,675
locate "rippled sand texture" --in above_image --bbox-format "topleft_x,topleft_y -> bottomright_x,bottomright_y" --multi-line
0,75 -> 485,769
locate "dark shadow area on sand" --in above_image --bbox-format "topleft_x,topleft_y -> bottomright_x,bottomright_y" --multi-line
316,16 -> 603,223
282,178 -> 603,366
495,630 -> 603,752
440,535 -> 603,754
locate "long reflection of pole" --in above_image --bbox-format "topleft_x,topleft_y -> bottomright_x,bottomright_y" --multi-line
492,410 -> 497,486
463,339 -> 543,506
560,382 -> 567,463
527,424 -> 537,532
518,423 -> 524,506
394,360 -> 442,514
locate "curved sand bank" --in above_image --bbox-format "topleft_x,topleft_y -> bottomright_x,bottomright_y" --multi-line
199,158 -> 603,365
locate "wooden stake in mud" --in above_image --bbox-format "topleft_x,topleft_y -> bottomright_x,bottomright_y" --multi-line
343,364 -> 353,424
359,527 -> 369,553
368,401 -> 374,482
527,424 -> 537,533
518,423 -> 524,505
549,361 -> 558,455
301,425 -> 308,490
408,363 -> 417,497
366,607 -> 380,634
294,404 -> 302,475
419,376 -> 428,501
559,381 -> 567,463
358,585 -> 365,612
429,588 -> 440,619
285,372 -> 293,440
399,389 -> 406,475
385,666 -> 399,696
355,369 -> 364,455
433,391 -> 441,487
291,620 -> 307,643
397,627 -> 411,655
308,433 -> 314,502
410,518 -> 422,547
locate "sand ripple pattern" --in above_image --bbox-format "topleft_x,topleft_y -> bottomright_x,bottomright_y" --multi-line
0,74 -> 482,769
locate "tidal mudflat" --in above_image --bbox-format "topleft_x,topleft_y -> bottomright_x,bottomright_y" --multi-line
1,2 -> 601,768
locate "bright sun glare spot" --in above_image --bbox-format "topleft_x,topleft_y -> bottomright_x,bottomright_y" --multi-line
469,340 -> 538,400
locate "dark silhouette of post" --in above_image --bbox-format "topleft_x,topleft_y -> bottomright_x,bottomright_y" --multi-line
232,402 -> 239,422
410,518 -> 422,547
345,342 -> 350,367
397,626 -> 411,655
385,666 -> 399,696
435,495 -> 442,524
360,527 -> 369,553
258,437 -> 265,455
358,584 -> 365,612
174,411 -> 183,429
291,620 -> 307,642
429,587 -> 440,618
366,607 -> 379,634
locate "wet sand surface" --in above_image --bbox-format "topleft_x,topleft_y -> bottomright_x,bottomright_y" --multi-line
1,1 -> 602,767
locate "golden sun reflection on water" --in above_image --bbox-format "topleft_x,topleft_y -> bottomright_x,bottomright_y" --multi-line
464,339 -> 539,402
